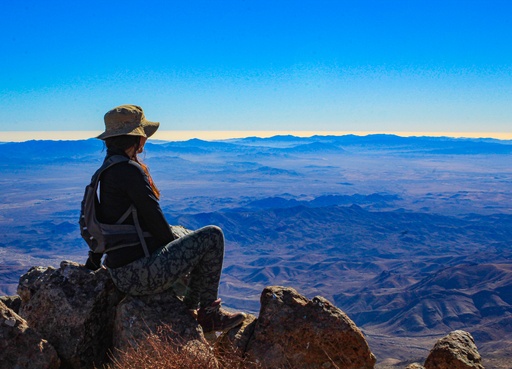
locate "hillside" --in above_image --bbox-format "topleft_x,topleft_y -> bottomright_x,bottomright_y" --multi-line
1,134 -> 511,367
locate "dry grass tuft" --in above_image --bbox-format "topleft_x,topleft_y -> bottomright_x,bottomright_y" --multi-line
103,324 -> 267,369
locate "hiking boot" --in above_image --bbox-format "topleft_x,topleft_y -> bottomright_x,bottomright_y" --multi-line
197,299 -> 246,333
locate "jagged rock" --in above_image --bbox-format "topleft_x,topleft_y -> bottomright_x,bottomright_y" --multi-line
17,265 -> 55,302
0,294 -> 22,314
406,364 -> 425,369
171,224 -> 193,238
217,313 -> 257,356
17,260 -> 124,369
113,291 -> 215,362
424,330 -> 484,369
245,286 -> 376,369
0,300 -> 60,369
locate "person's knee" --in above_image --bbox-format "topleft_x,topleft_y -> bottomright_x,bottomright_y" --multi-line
207,225 -> 224,240
199,225 -> 224,238
204,225 -> 224,254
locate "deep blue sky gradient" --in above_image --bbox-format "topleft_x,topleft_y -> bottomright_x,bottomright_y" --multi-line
1,0 -> 511,134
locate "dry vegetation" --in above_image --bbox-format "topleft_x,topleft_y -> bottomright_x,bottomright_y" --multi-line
103,324 -> 272,369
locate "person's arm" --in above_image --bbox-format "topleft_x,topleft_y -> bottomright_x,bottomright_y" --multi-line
123,163 -> 176,245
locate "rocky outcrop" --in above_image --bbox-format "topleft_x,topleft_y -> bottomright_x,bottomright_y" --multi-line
3,253 -> 486,369
13,225 -> 196,369
12,260 -> 377,369
114,292 -> 213,359
18,261 -> 123,369
424,330 -> 484,369
0,300 -> 60,369
244,286 -> 376,369
17,265 -> 55,302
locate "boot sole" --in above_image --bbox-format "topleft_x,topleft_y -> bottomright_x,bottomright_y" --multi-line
202,312 -> 247,333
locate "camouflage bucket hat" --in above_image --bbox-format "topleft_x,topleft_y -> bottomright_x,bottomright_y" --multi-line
97,105 -> 160,140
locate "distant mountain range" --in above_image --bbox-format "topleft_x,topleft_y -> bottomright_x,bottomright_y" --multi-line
1,134 -> 511,366
1,133 -> 512,162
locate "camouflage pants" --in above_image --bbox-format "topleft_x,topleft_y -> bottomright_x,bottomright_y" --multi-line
108,225 -> 224,309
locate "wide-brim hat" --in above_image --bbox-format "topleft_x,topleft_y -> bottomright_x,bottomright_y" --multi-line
97,104 -> 160,140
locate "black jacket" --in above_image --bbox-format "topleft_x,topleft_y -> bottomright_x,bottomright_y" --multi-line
86,148 -> 175,268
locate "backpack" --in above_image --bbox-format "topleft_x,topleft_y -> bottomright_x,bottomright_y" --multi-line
79,155 -> 151,257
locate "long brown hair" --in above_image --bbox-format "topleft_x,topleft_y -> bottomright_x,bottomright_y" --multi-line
104,135 -> 161,199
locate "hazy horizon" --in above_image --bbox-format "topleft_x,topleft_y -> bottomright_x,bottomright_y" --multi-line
1,130 -> 512,143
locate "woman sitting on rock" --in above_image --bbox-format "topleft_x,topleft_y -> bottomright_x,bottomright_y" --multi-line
84,104 -> 245,333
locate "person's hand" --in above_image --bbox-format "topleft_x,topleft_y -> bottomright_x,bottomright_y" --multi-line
85,251 -> 102,270
85,257 -> 101,270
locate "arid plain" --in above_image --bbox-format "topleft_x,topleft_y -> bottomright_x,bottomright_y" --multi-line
1,135 -> 511,368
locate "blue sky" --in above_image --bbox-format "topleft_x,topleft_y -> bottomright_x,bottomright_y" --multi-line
1,0 -> 511,137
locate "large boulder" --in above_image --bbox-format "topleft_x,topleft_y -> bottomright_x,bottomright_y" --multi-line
0,300 -> 60,369
113,292 -> 216,365
17,260 -> 124,369
245,286 -> 376,369
424,330 -> 484,369
113,292 -> 210,354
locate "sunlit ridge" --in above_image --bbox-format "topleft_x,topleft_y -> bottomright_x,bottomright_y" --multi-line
1,130 -> 511,142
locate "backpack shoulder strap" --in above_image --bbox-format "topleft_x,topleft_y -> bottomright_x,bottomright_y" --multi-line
90,155 -> 130,188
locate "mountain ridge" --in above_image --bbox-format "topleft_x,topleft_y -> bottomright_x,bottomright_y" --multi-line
1,135 -> 511,366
